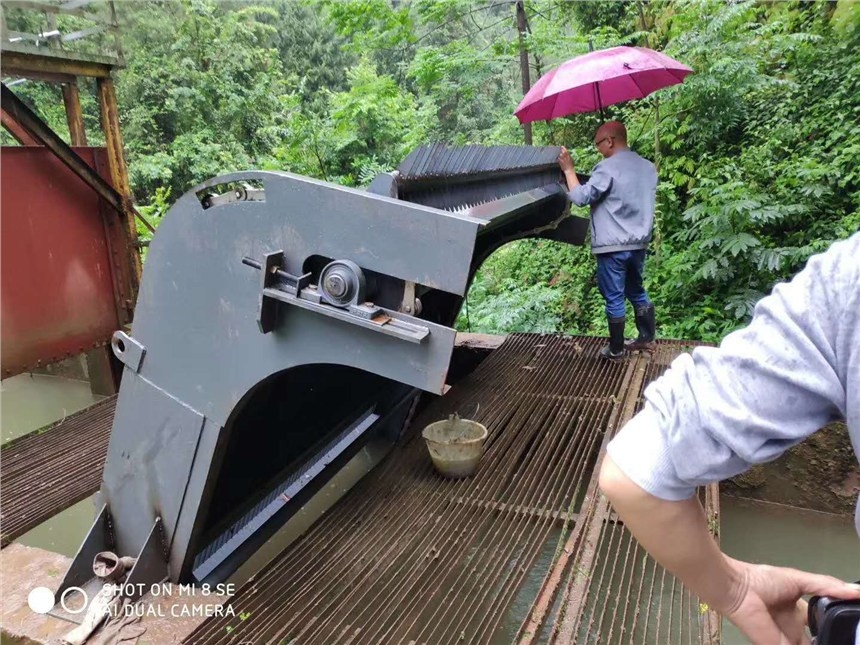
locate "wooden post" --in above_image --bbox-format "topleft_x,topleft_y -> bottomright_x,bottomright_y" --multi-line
62,82 -> 88,146
63,80 -> 116,392
516,0 -> 532,145
97,76 -> 141,292
94,77 -> 141,395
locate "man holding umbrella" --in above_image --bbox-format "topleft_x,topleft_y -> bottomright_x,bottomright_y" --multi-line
558,121 -> 657,359
515,45 -> 694,359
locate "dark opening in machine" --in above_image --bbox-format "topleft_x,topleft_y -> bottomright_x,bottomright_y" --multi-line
190,364 -> 416,583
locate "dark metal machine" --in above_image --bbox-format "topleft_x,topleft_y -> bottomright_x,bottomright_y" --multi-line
56,144 -> 589,613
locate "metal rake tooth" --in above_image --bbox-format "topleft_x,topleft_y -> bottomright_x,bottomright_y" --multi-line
447,145 -> 466,175
397,144 -> 566,179
398,146 -> 421,177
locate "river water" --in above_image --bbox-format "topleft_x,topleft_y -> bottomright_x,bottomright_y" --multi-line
3,373 -> 858,643
719,496 -> 858,644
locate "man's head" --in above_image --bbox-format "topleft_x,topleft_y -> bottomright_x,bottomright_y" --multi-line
593,121 -> 628,158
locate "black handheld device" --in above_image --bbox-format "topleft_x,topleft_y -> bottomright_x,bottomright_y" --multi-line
808,586 -> 860,645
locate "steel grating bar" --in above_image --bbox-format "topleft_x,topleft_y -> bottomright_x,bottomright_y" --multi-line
302,338 -> 620,644
412,348 -> 617,644
539,355 -> 644,643
190,335 -> 546,644
549,342 -> 720,645
186,335 -> 634,644
516,356 -> 637,644
185,335 -> 719,645
466,354 -> 620,635
605,512 -> 638,642
365,338 -> 617,645
0,395 -> 116,546
292,338 -> 556,640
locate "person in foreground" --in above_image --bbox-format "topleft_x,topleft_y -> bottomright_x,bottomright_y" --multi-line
558,120 -> 658,359
598,231 -> 860,644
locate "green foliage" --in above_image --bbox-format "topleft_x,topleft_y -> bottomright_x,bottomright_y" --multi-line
456,241 -> 606,336
116,0 -> 290,200
457,276 -> 564,335
328,58 -> 432,183
11,0 -> 857,346
638,0 -> 860,340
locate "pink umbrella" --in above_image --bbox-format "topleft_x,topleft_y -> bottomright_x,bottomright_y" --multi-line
515,46 -> 693,123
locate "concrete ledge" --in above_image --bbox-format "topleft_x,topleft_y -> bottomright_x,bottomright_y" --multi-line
1,544 -> 70,644
454,331 -> 506,350
1,544 -> 228,644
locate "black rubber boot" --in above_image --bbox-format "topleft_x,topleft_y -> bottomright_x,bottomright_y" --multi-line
626,304 -> 656,352
600,316 -> 627,359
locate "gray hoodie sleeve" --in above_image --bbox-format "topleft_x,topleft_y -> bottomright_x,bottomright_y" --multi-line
606,233 -> 860,502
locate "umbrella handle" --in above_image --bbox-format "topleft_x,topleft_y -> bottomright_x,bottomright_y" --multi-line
594,81 -> 606,121
588,40 -> 606,121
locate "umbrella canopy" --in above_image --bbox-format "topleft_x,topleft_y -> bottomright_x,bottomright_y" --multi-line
515,46 -> 693,124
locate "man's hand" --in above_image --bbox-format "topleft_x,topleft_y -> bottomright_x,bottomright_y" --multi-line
720,558 -> 860,644
599,454 -> 860,645
558,146 -> 579,191
558,146 -> 575,173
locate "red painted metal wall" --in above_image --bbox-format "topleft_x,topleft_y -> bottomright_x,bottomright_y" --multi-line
1,147 -> 122,377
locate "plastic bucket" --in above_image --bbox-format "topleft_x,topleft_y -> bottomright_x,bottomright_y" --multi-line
421,415 -> 488,479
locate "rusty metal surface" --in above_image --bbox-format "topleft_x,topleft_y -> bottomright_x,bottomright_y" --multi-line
62,82 -> 88,146
184,334 -> 720,645
0,50 -> 113,79
97,76 -> 142,294
185,335 -> 651,644
0,146 -> 123,377
0,395 -> 116,547
551,481 -> 721,645
544,339 -> 719,645
1,83 -> 154,236
1,106 -> 39,145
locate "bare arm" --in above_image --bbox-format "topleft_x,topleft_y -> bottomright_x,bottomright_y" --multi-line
598,455 -> 740,609
599,454 -> 860,643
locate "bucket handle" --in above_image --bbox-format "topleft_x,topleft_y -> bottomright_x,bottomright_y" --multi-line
452,402 -> 480,421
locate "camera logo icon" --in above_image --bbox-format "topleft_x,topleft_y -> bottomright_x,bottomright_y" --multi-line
27,586 -> 89,615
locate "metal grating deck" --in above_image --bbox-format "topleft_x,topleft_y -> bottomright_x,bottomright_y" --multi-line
185,334 -> 719,645
531,337 -> 719,645
0,395 -> 115,546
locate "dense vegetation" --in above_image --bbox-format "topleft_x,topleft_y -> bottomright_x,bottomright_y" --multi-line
6,0 -> 859,342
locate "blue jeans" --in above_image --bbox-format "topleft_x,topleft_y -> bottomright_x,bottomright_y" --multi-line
596,250 -> 651,318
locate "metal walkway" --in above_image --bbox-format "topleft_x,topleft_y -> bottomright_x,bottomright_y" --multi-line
0,395 -> 115,546
185,334 -> 719,645
540,340 -> 720,644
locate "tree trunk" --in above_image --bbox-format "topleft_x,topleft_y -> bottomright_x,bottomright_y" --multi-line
516,1 -> 532,145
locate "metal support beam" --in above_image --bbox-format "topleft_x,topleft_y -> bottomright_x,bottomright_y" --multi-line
59,78 -> 121,392
0,82 -> 154,235
86,342 -> 119,396
0,50 -> 112,79
1,106 -> 39,145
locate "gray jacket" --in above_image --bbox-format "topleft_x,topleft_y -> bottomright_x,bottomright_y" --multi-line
567,149 -> 657,255
606,232 -> 860,536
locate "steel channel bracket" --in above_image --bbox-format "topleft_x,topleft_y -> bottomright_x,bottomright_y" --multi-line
248,251 -> 430,344
51,512 -> 168,624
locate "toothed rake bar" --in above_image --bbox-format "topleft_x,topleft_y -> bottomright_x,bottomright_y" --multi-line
370,143 -> 589,213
